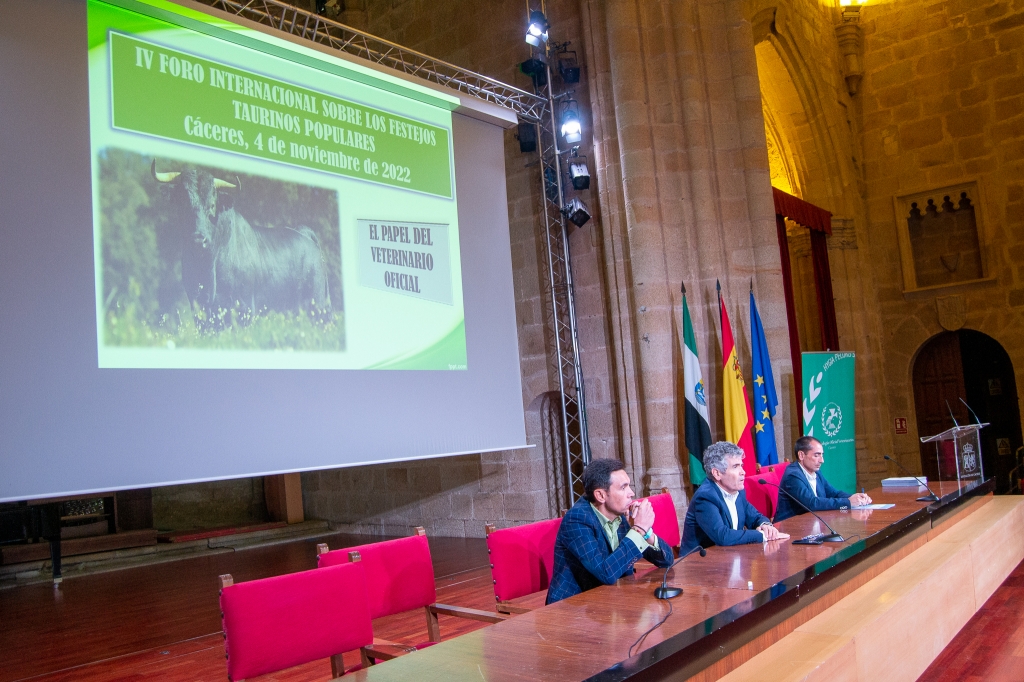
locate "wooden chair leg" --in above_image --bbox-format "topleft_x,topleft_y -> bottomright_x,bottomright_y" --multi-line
360,648 -> 373,668
330,653 -> 345,678
425,605 -> 441,642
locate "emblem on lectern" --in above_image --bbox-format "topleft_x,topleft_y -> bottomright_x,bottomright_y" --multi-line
961,443 -> 978,472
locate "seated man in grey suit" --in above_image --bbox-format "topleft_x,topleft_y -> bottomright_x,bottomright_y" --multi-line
774,436 -> 872,522
681,441 -> 789,553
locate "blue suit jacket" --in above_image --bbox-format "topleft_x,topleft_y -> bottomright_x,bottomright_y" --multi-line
681,480 -> 769,554
774,464 -> 851,522
546,497 -> 674,604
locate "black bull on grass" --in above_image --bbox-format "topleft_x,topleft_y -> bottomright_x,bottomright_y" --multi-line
152,161 -> 332,330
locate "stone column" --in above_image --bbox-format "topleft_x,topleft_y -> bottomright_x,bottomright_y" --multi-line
579,0 -> 791,512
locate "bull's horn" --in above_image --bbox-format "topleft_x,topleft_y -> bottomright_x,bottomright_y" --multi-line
151,160 -> 180,183
213,178 -> 236,189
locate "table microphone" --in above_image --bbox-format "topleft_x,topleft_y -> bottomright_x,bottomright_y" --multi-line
883,454 -> 940,502
654,545 -> 706,599
757,478 -> 844,544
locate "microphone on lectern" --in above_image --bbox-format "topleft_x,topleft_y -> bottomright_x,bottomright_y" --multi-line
883,454 -> 940,502
959,397 -> 983,425
758,478 -> 844,544
945,399 -> 960,428
654,544 -> 706,600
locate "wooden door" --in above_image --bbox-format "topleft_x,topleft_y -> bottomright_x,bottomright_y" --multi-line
912,332 -> 968,481
959,330 -> 1023,493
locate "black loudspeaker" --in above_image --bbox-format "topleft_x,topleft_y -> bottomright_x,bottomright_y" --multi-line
517,122 -> 537,154
558,52 -> 580,84
519,58 -> 548,89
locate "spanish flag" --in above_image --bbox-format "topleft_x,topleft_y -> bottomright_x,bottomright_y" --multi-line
719,283 -> 757,474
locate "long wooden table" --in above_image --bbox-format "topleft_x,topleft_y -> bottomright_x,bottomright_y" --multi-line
351,479 -> 995,681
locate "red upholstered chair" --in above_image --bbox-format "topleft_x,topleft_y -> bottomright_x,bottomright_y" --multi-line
219,562 -> 373,681
484,517 -> 561,614
759,461 -> 788,519
644,488 -> 681,550
317,527 -> 506,654
761,461 -> 790,479
744,474 -> 775,519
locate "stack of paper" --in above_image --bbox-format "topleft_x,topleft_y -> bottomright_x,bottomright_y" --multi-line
881,476 -> 927,487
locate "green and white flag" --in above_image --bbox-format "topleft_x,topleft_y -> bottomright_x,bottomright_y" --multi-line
682,287 -> 712,487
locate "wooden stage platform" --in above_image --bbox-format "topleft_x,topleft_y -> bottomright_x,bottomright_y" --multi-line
3,480 -> 1021,681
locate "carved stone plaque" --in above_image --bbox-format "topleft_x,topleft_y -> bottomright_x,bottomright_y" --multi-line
936,294 -> 966,331
893,180 -> 986,292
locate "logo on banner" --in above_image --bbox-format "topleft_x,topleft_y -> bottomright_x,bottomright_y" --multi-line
803,371 -> 824,436
962,443 -> 978,472
822,402 -> 843,438
695,379 -> 707,406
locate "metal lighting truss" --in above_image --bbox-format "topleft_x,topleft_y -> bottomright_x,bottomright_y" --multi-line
533,58 -> 592,505
201,0 -> 547,120
196,0 -> 591,505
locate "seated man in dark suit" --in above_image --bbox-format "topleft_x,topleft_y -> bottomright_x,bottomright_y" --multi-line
681,441 -> 789,553
774,436 -> 872,522
546,458 -> 674,604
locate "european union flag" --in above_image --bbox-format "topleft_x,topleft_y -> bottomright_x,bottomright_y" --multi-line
750,290 -> 779,466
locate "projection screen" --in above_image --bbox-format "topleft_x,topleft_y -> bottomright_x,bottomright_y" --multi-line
0,0 -> 527,502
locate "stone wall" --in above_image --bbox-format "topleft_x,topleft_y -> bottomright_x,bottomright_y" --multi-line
576,0 -> 793,517
152,477 -> 268,531
747,0 -> 1024,482
745,0 -> 893,486
857,0 -> 1024,474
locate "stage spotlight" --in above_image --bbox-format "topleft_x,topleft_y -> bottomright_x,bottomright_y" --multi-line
560,101 -> 582,144
558,50 -> 580,84
519,58 -> 548,89
517,122 -> 537,153
525,10 -> 549,47
563,197 -> 591,227
569,157 -> 590,191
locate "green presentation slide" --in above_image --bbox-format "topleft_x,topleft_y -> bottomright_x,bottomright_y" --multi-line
87,0 -> 467,370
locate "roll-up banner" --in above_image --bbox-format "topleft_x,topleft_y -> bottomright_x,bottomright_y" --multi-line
801,352 -> 857,493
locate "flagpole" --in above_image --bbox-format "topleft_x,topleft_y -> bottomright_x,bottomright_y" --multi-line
716,279 -> 722,328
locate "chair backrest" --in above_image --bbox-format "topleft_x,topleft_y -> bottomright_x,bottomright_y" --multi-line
744,474 -> 775,519
759,462 -> 788,519
318,530 -> 436,620
643,490 -> 681,549
765,474 -> 781,519
761,461 -> 790,479
485,517 -> 561,602
220,562 -> 372,681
